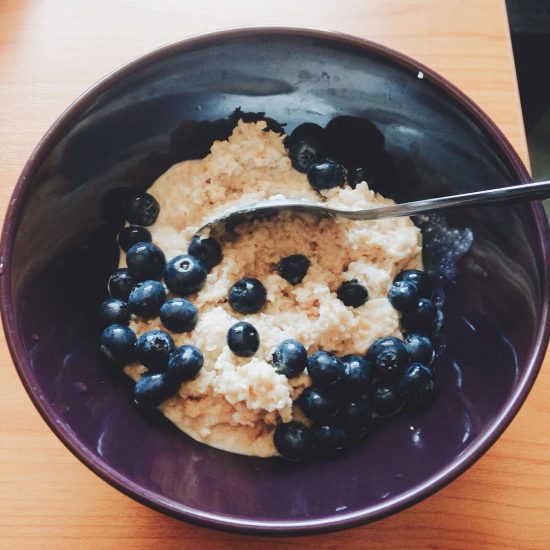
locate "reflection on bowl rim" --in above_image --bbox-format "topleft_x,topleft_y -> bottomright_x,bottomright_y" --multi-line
1,27 -> 549,535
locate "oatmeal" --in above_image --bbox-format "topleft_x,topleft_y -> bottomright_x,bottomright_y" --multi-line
113,120 -> 422,457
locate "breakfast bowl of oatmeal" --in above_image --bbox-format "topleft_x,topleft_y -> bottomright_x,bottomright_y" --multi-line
1,28 -> 548,534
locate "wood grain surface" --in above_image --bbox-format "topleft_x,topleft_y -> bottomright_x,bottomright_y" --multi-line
2,1 -> 550,548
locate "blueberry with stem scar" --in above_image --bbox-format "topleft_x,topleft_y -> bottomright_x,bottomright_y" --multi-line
123,193 -> 160,226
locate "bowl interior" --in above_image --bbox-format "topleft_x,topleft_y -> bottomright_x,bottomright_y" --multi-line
3,30 -> 547,533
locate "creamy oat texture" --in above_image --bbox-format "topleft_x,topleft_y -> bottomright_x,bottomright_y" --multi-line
122,120 -> 422,457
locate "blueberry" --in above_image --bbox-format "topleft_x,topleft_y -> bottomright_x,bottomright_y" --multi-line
307,351 -> 345,388
348,166 -> 372,188
285,122 -> 325,149
126,242 -> 166,281
99,324 -> 136,365
276,254 -> 310,285
99,298 -> 130,326
160,298 -> 198,333
136,330 -> 174,372
123,193 -> 160,226
128,280 -> 166,319
133,372 -> 180,409
311,424 -> 347,454
273,421 -> 311,461
299,387 -> 341,420
388,280 -> 419,312
367,336 -> 410,378
228,277 -> 267,314
164,254 -> 207,296
336,279 -> 368,307
341,354 -> 373,396
324,116 -> 385,167
288,139 -> 322,173
401,298 -> 438,332
227,321 -> 259,357
394,269 -> 433,298
370,383 -> 403,416
188,235 -> 223,271
117,226 -> 152,252
403,333 -> 434,365
397,363 -> 436,409
108,268 -> 136,300
339,398 -> 373,438
167,345 -> 203,382
307,159 -> 347,191
272,339 -> 307,378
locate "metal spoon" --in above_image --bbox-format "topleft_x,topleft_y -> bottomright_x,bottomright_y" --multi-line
196,179 -> 550,236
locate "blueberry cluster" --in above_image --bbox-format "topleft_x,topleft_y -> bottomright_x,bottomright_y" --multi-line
272,268 -> 438,461
285,116 -> 386,192
97,119 -> 441,464
224,255 -> 370,358
99,192 -> 222,409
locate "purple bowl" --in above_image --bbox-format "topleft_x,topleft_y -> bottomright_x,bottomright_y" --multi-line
1,28 -> 549,535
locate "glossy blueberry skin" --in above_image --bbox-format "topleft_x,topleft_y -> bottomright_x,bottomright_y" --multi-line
99,298 -> 130,326
273,421 -> 312,461
272,339 -> 307,378
160,298 -> 198,333
370,383 -> 403,416
341,354 -> 373,396
367,336 -> 410,378
307,351 -> 346,388
388,280 -> 419,312
299,387 -> 341,421
276,254 -> 310,285
403,333 -> 435,365
99,324 -> 136,365
401,298 -> 438,332
133,372 -> 180,409
311,424 -> 347,454
108,268 -> 136,301
397,363 -> 436,409
339,398 -> 373,438
117,226 -> 152,252
126,242 -> 166,281
228,277 -> 267,314
307,159 -> 347,190
123,193 -> 160,226
336,279 -> 369,307
188,236 -> 223,271
136,330 -> 174,372
348,166 -> 372,188
127,280 -> 166,319
288,139 -> 322,173
163,254 -> 207,296
394,269 -> 433,298
227,322 -> 260,357
167,345 -> 204,382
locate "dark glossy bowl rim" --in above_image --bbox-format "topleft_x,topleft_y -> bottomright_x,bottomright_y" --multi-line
1,27 -> 549,535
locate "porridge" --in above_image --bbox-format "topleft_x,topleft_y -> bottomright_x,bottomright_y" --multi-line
99,117 -> 437,459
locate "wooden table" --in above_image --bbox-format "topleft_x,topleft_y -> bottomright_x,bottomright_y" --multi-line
2,1 -> 549,547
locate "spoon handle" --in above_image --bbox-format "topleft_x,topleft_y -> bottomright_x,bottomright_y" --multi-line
345,180 -> 550,221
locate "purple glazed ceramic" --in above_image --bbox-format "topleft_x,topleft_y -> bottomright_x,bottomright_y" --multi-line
1,28 -> 549,535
